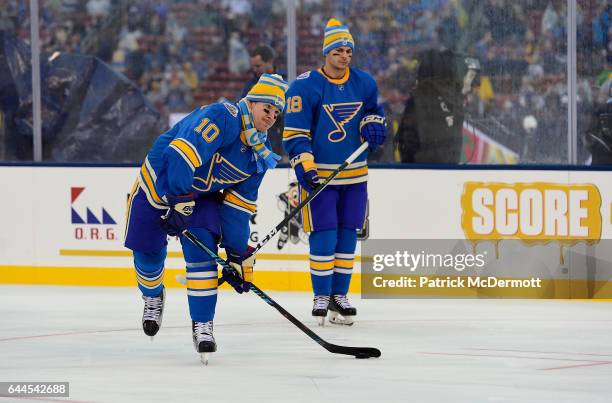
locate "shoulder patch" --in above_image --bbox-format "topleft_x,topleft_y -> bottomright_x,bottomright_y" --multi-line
296,71 -> 311,80
224,103 -> 239,117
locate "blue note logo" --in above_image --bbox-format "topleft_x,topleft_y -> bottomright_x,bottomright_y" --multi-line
322,102 -> 362,142
71,187 -> 116,240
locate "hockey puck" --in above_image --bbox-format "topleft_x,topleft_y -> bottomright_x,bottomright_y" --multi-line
354,353 -> 370,359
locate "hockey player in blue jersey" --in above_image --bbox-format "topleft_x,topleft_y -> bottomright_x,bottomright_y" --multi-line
124,74 -> 288,362
283,19 -> 386,325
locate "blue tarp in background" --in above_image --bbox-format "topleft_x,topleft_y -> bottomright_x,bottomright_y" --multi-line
0,30 -> 167,161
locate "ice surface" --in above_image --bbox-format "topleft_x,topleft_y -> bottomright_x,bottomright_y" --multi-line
1,285 -> 611,403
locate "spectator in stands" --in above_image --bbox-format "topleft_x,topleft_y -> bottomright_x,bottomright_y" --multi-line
0,7 -> 16,31
224,0 -> 252,16
192,50 -> 209,82
240,45 -> 276,98
125,38 -> 147,82
166,76 -> 191,112
86,0 -> 110,19
182,62 -> 199,92
228,32 -> 250,74
593,4 -> 612,49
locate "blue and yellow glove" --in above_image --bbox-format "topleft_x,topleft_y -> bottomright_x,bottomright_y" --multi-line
160,193 -> 195,237
224,247 -> 255,294
290,153 -> 321,193
359,115 -> 387,151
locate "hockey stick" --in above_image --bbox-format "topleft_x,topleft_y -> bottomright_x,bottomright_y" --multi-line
220,141 -> 369,285
182,229 -> 381,359
249,141 -> 369,256
176,141 -> 369,287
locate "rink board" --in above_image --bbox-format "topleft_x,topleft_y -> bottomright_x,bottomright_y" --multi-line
1,165 -> 611,298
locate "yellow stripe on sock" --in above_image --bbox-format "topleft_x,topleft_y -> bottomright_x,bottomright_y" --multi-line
335,259 -> 354,269
186,278 -> 218,290
136,272 -> 164,287
310,260 -> 334,270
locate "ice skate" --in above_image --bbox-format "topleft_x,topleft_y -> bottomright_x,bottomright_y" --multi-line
312,295 -> 330,326
328,294 -> 356,326
192,321 -> 216,365
142,288 -> 165,340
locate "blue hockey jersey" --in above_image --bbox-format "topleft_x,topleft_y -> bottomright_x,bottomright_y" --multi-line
283,67 -> 384,184
138,102 -> 267,251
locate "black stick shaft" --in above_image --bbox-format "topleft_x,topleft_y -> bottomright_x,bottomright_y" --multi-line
251,141 -> 369,255
216,142 -> 368,287
181,229 -> 381,358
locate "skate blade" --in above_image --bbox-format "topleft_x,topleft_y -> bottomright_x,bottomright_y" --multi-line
200,353 -> 210,365
150,336 -> 154,341
329,311 -> 354,326
316,316 -> 325,327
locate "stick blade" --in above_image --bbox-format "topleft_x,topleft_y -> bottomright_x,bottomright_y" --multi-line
327,344 -> 382,359
353,348 -> 382,359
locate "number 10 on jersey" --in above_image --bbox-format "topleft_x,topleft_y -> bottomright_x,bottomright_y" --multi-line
195,118 -> 220,143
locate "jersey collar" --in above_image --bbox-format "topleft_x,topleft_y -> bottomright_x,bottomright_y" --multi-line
318,67 -> 350,84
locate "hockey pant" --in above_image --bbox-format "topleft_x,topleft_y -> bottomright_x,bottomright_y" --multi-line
126,185 -> 222,322
300,183 -> 367,296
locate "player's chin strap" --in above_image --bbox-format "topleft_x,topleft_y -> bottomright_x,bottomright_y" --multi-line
238,98 -> 281,173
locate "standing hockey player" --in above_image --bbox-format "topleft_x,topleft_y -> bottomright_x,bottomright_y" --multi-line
283,19 -> 386,325
124,74 -> 288,363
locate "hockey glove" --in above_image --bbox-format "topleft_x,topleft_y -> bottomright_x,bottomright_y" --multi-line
224,247 -> 255,293
160,193 -> 196,237
290,153 -> 321,193
359,115 -> 387,151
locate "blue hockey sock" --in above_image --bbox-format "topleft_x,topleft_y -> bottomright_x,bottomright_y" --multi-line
133,248 -> 167,297
309,229 -> 337,296
331,228 -> 357,295
181,228 -> 219,322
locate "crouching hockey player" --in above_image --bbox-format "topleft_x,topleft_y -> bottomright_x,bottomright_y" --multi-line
124,74 -> 288,363
283,19 -> 386,326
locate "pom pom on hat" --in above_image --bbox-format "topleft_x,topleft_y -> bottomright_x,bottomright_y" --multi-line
323,18 -> 354,55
